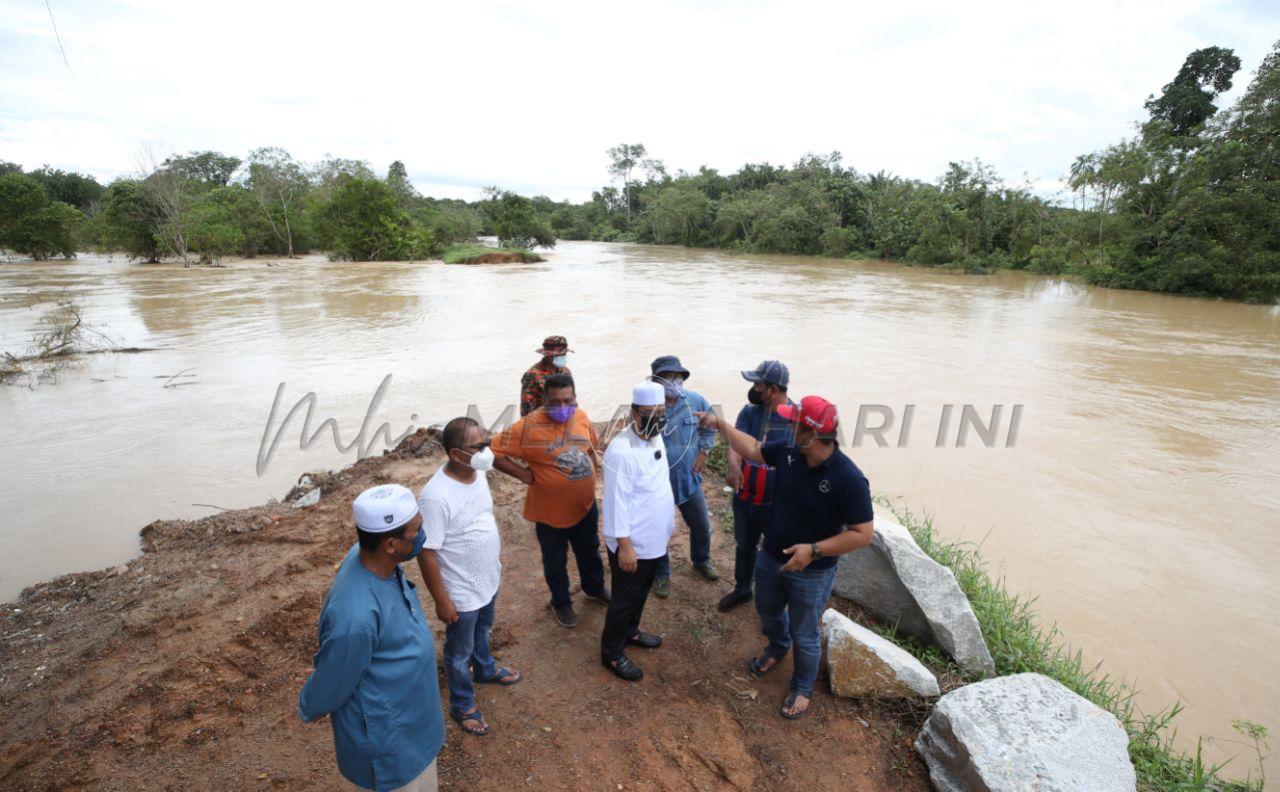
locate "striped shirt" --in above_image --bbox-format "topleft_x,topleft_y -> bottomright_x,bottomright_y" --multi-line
734,400 -> 795,506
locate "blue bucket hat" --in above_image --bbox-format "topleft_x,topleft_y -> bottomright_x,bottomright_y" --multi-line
650,354 -> 691,379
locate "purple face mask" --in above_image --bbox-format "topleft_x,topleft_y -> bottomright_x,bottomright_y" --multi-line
547,404 -> 575,424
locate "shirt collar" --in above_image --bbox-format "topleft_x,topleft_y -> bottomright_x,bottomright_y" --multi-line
622,425 -> 659,448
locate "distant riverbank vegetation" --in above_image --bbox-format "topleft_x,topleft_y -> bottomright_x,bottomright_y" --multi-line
549,42 -> 1277,303
1,42 -> 1275,301
0,154 -> 550,266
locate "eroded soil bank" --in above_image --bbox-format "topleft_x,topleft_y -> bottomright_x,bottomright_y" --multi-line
0,428 -> 929,791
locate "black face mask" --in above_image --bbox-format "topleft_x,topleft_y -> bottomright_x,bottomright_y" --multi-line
635,412 -> 667,438
747,386 -> 765,406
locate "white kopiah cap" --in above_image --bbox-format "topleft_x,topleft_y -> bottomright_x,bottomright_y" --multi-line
353,484 -> 419,533
632,380 -> 665,407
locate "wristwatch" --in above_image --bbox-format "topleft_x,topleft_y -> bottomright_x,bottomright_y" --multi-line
810,542 -> 823,560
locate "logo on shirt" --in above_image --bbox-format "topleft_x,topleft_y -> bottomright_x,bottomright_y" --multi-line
555,446 -> 594,481
818,479 -> 831,494
786,454 -> 795,466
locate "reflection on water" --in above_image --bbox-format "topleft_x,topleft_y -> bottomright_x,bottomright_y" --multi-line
1,242 -> 1277,774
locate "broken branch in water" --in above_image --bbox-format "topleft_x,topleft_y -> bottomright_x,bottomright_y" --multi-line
159,368 -> 197,389
1,296 -> 158,385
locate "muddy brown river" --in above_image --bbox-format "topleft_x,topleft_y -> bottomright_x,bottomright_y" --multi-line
1,241 -> 1277,775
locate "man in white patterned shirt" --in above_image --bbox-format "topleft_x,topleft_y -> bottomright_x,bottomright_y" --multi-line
417,417 -> 522,738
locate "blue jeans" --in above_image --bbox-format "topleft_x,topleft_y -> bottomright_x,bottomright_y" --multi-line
442,593 -> 500,717
657,487 -> 712,578
754,552 -> 837,697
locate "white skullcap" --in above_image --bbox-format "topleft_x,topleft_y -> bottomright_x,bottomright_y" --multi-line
353,484 -> 419,533
632,380 -> 665,407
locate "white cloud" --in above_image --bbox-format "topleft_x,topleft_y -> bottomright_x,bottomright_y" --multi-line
1,0 -> 1276,201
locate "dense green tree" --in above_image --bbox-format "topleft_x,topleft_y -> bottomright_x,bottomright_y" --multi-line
162,151 -> 241,187
186,187 -> 249,263
487,191 -> 555,249
1144,46 -> 1242,138
645,183 -> 711,246
25,167 -> 103,211
100,180 -> 161,262
322,177 -> 432,261
0,174 -> 83,259
0,174 -> 48,238
386,160 -> 417,206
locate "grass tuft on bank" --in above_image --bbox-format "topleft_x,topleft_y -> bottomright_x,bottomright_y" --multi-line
886,501 -> 1269,792
442,243 -> 543,265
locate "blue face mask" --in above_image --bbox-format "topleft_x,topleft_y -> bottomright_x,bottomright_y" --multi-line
551,354 -> 568,368
401,527 -> 426,562
660,377 -> 683,400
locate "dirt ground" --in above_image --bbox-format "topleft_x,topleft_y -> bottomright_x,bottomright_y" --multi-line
0,428 -> 931,791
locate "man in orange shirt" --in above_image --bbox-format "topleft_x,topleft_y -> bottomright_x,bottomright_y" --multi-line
491,373 -> 610,627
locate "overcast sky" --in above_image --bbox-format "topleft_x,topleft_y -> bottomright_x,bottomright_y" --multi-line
2,0 -> 1277,202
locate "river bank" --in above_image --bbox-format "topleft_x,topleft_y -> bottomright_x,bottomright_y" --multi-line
0,428 -> 934,791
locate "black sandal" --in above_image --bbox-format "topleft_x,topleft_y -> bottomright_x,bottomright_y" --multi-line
780,691 -> 809,720
746,653 -> 779,679
451,707 -> 491,736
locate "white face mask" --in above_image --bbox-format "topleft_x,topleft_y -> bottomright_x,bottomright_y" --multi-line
551,354 -> 568,367
468,446 -> 495,472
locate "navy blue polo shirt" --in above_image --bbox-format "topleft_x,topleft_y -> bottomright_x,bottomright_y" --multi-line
760,441 -> 874,571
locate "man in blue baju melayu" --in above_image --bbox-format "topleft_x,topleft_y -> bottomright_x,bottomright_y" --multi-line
299,484 -> 445,792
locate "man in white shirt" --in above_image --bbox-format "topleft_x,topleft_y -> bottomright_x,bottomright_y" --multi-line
600,381 -> 676,681
417,417 -> 522,737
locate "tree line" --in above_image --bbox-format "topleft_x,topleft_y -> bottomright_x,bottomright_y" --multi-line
1,40 -> 1274,301
541,41 -> 1278,302
0,151 -> 553,265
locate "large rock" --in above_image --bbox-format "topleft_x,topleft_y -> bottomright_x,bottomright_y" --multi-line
833,517 -> 995,676
821,608 -> 939,698
915,673 -> 1136,792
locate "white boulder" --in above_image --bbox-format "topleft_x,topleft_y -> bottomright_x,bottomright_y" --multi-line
833,517 -> 995,676
822,608 -> 939,698
915,672 -> 1136,792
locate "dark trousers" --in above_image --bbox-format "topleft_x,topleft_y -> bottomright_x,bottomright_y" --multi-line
535,502 -> 606,608
600,550 -> 665,662
732,497 -> 772,595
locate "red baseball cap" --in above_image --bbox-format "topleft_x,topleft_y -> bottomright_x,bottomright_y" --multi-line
776,396 -> 839,434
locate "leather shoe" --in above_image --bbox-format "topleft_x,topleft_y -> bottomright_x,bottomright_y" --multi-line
551,601 -> 577,628
583,587 -> 611,605
601,654 -> 644,681
717,589 -> 752,612
627,631 -> 662,649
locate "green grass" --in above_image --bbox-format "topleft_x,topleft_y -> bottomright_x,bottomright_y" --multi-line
883,499 -> 1269,791
441,243 -> 543,265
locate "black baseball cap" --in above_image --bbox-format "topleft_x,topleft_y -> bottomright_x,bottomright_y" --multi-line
741,360 -> 789,388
